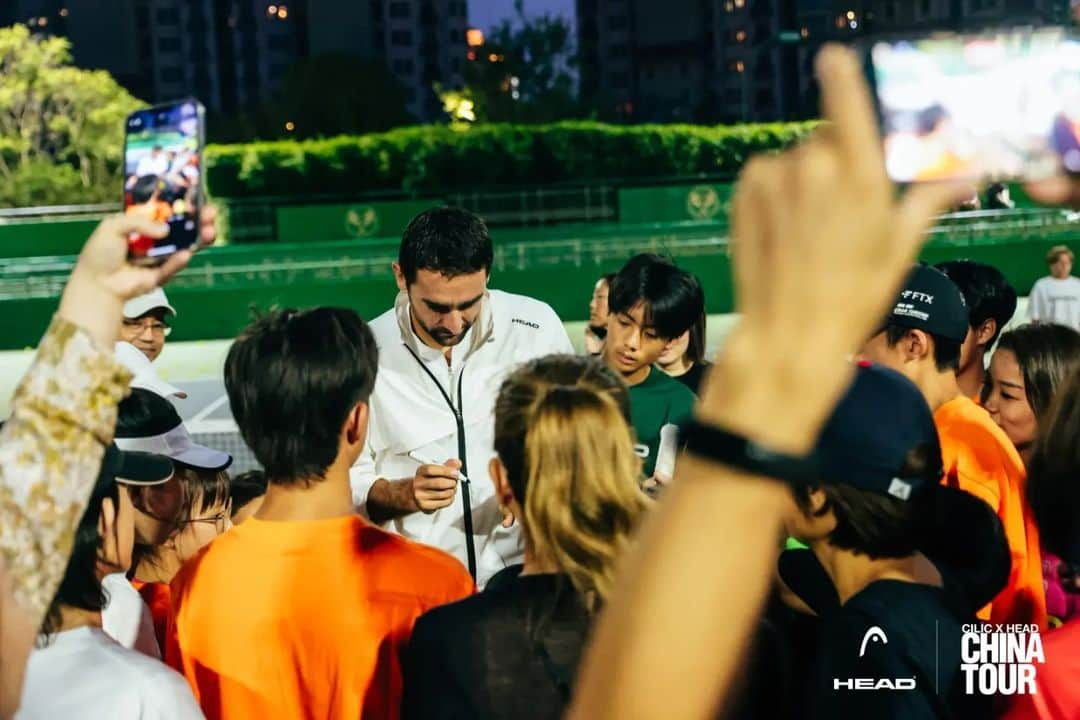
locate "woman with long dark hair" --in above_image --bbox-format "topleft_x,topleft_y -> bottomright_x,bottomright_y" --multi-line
18,446 -> 203,718
984,323 -> 1080,627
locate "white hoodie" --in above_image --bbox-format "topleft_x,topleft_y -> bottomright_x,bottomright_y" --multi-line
350,289 -> 574,588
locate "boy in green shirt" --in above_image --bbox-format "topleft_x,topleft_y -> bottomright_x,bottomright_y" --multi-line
602,254 -> 700,482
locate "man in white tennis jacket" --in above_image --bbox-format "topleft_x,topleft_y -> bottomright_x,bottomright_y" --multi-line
351,208 -> 573,587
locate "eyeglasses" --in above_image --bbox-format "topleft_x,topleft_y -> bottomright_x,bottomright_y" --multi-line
181,501 -> 232,534
123,318 -> 173,337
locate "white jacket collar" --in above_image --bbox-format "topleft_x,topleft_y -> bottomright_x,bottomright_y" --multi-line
393,290 -> 495,361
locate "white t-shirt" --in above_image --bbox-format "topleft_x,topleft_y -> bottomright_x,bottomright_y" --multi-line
17,626 -> 203,719
1028,276 -> 1080,330
101,573 -> 161,658
134,154 -> 170,179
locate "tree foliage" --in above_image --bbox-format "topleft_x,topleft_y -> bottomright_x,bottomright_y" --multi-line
0,25 -> 143,208
465,1 -> 581,123
205,120 -> 818,197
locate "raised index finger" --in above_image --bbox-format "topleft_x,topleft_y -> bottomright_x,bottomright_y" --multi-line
816,44 -> 884,172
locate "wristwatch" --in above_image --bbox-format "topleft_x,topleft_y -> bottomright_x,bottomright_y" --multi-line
680,419 -> 819,488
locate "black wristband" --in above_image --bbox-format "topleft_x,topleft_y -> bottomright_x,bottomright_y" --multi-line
680,420 -> 819,488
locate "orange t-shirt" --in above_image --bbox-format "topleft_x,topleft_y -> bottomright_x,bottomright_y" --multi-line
934,396 -> 1047,629
131,579 -> 171,662
169,515 -> 474,720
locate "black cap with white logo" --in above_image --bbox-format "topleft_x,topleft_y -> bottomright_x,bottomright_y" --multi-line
884,264 -> 970,343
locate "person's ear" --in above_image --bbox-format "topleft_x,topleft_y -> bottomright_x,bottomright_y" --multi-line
345,402 -> 369,447
974,318 -> 997,348
392,262 -> 407,294
488,457 -> 515,506
98,497 -> 115,540
907,329 -> 932,362
807,489 -> 829,515
98,497 -> 118,565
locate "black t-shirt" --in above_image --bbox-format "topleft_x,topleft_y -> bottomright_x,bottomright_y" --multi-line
806,579 -> 989,719
401,566 -> 591,720
674,361 -> 712,396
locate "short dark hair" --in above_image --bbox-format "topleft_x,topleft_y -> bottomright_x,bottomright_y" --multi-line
225,307 -> 378,484
230,470 -> 268,516
792,443 -> 939,559
885,323 -> 961,372
398,207 -> 493,284
685,274 -> 706,364
1028,365 -> 1080,564
41,471 -> 117,638
935,260 -> 1017,349
131,175 -> 161,204
995,324 -> 1080,420
608,254 -> 704,341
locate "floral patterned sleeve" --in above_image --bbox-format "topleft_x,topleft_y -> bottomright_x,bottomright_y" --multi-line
0,316 -> 130,625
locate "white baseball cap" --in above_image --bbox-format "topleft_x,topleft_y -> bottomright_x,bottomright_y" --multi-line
123,288 -> 176,320
116,388 -> 232,472
115,342 -> 188,399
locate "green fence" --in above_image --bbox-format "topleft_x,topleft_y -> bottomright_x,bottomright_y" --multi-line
275,199 -> 440,243
0,218 -> 101,258
618,184 -> 736,224
0,208 -> 1074,351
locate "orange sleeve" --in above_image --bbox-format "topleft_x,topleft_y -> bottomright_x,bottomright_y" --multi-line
165,572 -> 196,697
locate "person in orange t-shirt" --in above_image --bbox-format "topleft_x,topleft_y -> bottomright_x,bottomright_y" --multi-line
862,265 -> 1046,629
125,175 -> 173,224
169,308 -> 474,720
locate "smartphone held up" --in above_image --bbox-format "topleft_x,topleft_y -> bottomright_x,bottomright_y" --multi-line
868,27 -> 1080,183
123,99 -> 205,265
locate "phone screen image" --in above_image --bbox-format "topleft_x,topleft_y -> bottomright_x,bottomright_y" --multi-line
123,100 -> 203,263
871,29 -> 1080,183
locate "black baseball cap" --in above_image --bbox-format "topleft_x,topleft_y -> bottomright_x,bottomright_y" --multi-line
882,264 -> 970,343
816,363 -> 943,500
101,442 -> 174,487
116,388 -> 232,471
814,363 -> 1011,610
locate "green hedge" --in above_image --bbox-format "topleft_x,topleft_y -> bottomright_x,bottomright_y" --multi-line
204,121 -> 819,199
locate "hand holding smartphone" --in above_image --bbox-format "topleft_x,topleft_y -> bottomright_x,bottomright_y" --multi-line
123,99 -> 206,265
868,27 -> 1080,183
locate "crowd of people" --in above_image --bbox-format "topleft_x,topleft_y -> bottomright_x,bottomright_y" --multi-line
3,44 -> 1080,720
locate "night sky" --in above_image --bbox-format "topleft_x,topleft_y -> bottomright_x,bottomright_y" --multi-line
470,0 -> 575,33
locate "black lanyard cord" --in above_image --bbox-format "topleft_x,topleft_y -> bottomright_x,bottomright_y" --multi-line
402,343 -> 478,581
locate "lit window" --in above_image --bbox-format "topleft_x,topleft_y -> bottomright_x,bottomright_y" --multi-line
734,0 -> 745,7
724,1 -> 733,10
800,27 -> 809,38
59,8 -> 69,17
735,30 -> 746,42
